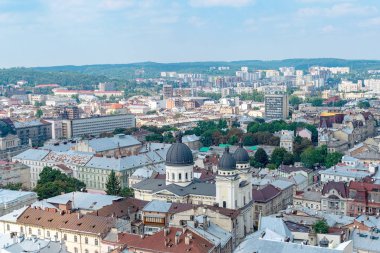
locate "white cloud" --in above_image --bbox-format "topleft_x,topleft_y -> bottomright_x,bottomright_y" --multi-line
189,0 -> 253,7
243,18 -> 258,31
188,16 -> 206,27
359,16 -> 380,26
321,25 -> 335,33
100,0 -> 134,10
297,3 -> 377,17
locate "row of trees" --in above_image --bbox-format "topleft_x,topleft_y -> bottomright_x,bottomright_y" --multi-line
34,167 -> 134,199
247,119 -> 318,143
251,144 -> 343,170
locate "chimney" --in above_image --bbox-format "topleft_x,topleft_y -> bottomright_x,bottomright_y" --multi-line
77,213 -> 82,220
185,235 -> 191,245
175,234 -> 180,245
203,216 -> 208,230
164,227 -> 170,236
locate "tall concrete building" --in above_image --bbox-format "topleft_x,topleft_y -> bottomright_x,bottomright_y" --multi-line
61,114 -> 135,138
162,84 -> 173,99
264,94 -> 289,120
98,82 -> 115,91
14,119 -> 52,146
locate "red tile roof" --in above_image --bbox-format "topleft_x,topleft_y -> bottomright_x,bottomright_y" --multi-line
322,181 -> 348,198
91,197 -> 148,218
118,227 -> 215,253
17,207 -> 114,236
252,185 -> 281,203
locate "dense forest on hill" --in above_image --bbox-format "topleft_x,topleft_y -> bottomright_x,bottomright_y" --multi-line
1,58 -> 380,87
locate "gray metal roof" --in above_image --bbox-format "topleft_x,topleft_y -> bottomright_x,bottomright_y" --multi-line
12,149 -> 50,161
351,228 -> 380,252
133,179 -> 216,197
32,192 -> 122,211
84,134 -> 141,152
0,190 -> 37,205
142,200 -> 171,213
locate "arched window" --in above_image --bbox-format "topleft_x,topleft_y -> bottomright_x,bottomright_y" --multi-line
178,173 -> 182,180
85,237 -> 88,244
74,235 -> 77,242
172,173 -> 175,180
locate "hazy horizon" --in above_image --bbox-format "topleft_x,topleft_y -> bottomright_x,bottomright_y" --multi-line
1,0 -> 380,68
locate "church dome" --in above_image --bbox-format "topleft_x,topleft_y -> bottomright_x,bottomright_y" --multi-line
218,147 -> 236,171
165,136 -> 194,166
233,143 -> 249,164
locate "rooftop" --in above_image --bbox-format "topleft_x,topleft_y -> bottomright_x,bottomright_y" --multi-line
17,207 -> 115,236
0,190 -> 37,205
119,227 -> 215,253
82,134 -> 141,152
32,192 -> 122,211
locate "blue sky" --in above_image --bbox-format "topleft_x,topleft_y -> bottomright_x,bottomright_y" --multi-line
0,0 -> 380,67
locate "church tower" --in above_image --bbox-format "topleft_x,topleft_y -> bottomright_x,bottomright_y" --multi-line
165,133 -> 194,187
215,147 -> 241,209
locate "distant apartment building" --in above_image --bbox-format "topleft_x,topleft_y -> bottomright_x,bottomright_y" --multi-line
14,119 -> 52,146
338,80 -> 363,93
61,105 -> 80,119
264,94 -> 289,120
61,114 -> 135,138
98,82 -> 115,91
43,119 -> 63,140
162,84 -> 173,99
347,181 -> 380,217
364,79 -> 380,93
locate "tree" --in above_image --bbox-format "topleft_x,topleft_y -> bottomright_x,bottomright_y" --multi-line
358,101 -> 370,109
289,95 -> 303,108
34,166 -> 86,199
228,135 -> 239,145
252,148 -> 268,168
271,147 -> 288,167
325,152 -> 343,168
35,109 -> 43,118
300,145 -> 328,169
106,170 -> 121,195
313,220 -> 329,234
120,187 -> 134,197
283,152 -> 295,165
1,182 -> 23,190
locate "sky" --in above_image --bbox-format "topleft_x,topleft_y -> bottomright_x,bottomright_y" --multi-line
0,0 -> 380,67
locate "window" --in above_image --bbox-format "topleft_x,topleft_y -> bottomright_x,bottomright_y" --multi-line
74,247 -> 78,253
85,250 -> 89,253
85,237 -> 88,244
74,235 -> 77,243
47,231 -> 50,237
172,173 -> 175,180
63,234 -> 67,240
6,224 -> 10,231
223,201 -> 227,208
185,173 -> 188,180
38,229 -> 41,235
178,173 -> 182,180
95,239 -> 99,246
29,228 -> 32,234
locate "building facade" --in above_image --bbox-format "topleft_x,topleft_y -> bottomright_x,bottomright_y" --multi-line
61,114 -> 135,138
264,94 -> 289,120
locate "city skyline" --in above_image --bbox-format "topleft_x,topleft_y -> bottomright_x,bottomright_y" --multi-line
1,0 -> 380,68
